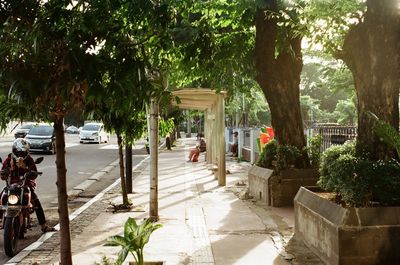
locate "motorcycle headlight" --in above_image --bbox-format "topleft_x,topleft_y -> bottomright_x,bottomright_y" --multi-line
8,195 -> 19,205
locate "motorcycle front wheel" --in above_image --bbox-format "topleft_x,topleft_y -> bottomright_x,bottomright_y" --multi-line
4,217 -> 20,257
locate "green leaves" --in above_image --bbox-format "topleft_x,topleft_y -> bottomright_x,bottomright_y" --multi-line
303,0 -> 366,55
105,217 -> 162,265
369,112 -> 400,159
318,140 -> 400,207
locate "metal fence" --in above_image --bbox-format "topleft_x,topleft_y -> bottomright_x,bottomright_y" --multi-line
313,125 -> 357,152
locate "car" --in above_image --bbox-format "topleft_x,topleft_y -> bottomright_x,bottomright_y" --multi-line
65,125 -> 79,134
25,123 -> 56,154
79,122 -> 109,144
14,123 -> 34,139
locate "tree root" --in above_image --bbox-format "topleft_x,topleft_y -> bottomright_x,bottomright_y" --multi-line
109,202 -> 133,213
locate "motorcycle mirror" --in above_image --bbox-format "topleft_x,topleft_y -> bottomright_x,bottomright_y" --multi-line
34,157 -> 44,164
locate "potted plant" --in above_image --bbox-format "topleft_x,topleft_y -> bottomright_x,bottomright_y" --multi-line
105,217 -> 163,265
248,138 -> 320,206
295,137 -> 400,265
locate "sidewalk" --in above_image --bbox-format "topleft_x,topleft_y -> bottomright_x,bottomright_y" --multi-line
10,138 -> 322,265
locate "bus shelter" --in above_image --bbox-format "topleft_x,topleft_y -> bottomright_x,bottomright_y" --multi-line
172,89 -> 227,186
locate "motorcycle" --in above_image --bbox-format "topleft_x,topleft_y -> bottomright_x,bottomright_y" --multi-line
0,156 -> 43,257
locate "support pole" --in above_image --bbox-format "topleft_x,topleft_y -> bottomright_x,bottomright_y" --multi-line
216,94 -> 226,186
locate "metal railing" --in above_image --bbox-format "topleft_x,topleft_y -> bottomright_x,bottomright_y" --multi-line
313,125 -> 357,152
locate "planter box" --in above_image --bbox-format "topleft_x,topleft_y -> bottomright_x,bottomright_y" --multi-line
248,165 -> 274,204
294,186 -> 400,265
248,166 -> 318,207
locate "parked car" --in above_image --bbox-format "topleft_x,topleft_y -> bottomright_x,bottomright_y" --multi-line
25,123 -> 56,154
79,122 -> 109,144
14,123 -> 34,139
65,125 -> 79,134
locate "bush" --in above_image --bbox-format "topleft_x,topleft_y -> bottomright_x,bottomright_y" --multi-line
256,139 -> 302,170
276,145 -> 302,170
318,141 -> 400,207
256,139 -> 277,168
306,134 -> 323,168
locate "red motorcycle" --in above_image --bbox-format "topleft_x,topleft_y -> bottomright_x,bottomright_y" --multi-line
0,156 -> 43,257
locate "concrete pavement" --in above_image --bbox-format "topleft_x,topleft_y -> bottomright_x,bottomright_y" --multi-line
7,138 -> 322,265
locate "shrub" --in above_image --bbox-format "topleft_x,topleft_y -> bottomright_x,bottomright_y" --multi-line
256,139 -> 277,168
276,145 -> 302,170
256,139 -> 302,170
318,141 -> 400,207
306,134 -> 323,168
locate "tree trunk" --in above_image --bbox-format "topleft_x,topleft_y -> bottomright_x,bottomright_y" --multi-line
255,1 -> 309,167
125,143 -> 132,193
117,133 -> 128,205
149,98 -> 159,221
53,115 -> 72,265
342,0 -> 399,160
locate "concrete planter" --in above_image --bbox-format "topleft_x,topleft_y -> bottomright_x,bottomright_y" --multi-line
248,165 -> 318,207
294,186 -> 400,265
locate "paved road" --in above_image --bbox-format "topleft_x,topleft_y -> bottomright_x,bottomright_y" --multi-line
0,134 -> 148,263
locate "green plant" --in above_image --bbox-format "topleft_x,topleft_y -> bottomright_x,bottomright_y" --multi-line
105,218 -> 162,265
306,134 -> 323,168
276,145 -> 302,170
159,118 -> 174,138
318,141 -> 400,207
369,111 -> 400,158
256,140 -> 302,170
256,139 -> 277,168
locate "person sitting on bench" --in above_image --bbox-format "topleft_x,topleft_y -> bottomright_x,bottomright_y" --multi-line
188,137 -> 206,162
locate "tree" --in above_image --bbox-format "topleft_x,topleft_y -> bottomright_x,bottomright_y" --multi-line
225,85 -> 271,127
301,57 -> 355,113
0,1 -> 103,263
332,98 -> 357,125
0,0 -> 162,262
306,0 -> 400,160
255,0 -> 309,167
341,0 -> 399,159
83,0 -> 174,209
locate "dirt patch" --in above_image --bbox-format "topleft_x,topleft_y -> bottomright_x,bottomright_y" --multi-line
314,192 -> 344,206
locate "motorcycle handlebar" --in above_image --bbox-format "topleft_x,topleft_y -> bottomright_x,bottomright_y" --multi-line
25,171 -> 42,177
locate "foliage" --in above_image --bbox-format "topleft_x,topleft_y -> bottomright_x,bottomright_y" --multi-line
169,0 -> 256,92
369,112 -> 400,159
159,117 -> 174,138
226,85 -> 271,127
276,145 -> 302,170
318,141 -> 400,207
306,134 -> 323,167
300,56 -> 356,125
303,0 -> 366,55
256,139 -> 302,170
105,218 -> 162,265
256,139 -> 277,169
332,98 -> 357,125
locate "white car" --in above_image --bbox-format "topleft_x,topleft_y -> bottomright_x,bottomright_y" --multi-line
79,123 -> 110,144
